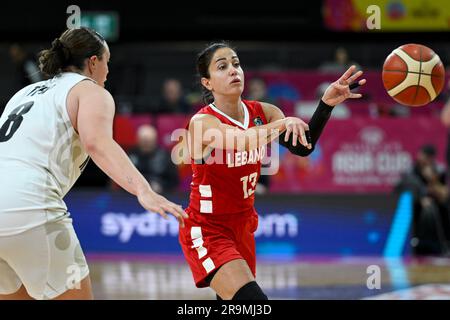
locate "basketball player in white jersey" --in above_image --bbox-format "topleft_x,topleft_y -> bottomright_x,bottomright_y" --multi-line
0,27 -> 188,300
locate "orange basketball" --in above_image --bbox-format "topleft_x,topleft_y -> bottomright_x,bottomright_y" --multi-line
382,43 -> 445,107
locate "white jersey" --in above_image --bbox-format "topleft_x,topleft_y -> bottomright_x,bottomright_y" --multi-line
0,72 -> 92,236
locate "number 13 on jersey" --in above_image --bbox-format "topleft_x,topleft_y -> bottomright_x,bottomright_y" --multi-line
241,172 -> 258,199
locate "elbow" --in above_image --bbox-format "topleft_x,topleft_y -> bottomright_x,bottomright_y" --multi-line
84,142 -> 99,155
82,137 -> 103,156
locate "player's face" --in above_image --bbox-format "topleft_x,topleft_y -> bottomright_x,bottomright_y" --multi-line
205,47 -> 244,98
90,43 -> 110,87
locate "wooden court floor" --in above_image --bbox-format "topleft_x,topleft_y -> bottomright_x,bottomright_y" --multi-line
86,255 -> 450,300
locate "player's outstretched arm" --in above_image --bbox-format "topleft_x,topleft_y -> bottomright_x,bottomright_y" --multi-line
74,81 -> 188,226
263,65 -> 366,157
187,111 -> 311,158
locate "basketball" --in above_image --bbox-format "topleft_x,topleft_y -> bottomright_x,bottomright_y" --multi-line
382,43 -> 445,107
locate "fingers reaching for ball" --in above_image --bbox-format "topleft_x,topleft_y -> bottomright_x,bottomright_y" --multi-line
322,65 -> 366,106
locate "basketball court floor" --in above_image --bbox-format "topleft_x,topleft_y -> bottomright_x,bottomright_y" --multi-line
86,254 -> 450,300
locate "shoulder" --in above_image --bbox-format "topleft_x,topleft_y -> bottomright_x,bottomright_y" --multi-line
189,113 -> 220,128
189,107 -> 221,126
256,101 -> 285,122
8,82 -> 40,101
71,80 -> 114,106
258,101 -> 279,112
73,79 -> 112,98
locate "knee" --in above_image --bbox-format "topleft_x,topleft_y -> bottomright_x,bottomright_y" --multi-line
232,281 -> 268,300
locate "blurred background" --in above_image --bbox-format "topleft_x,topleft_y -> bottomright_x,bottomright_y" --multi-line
2,0 -> 450,299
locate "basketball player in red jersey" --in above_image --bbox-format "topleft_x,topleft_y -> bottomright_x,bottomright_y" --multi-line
178,42 -> 366,300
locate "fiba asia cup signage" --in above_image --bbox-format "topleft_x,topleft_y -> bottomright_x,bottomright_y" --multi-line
332,126 -> 411,186
269,117 -> 447,193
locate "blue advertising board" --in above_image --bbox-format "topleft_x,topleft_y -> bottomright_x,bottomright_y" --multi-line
66,190 -> 410,257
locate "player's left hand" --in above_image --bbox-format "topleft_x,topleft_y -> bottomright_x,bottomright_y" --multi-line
137,189 -> 188,228
321,65 -> 366,107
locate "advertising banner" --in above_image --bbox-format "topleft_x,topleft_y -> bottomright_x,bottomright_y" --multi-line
68,191 -> 405,257
269,118 -> 447,193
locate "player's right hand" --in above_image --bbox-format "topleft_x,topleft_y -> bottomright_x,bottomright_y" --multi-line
137,189 -> 188,228
284,117 -> 311,149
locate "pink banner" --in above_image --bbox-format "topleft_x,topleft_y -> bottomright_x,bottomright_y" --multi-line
270,118 -> 447,193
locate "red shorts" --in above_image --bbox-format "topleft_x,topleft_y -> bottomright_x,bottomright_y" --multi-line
179,207 -> 259,288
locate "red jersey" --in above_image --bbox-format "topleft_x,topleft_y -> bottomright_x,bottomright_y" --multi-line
188,100 -> 268,216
